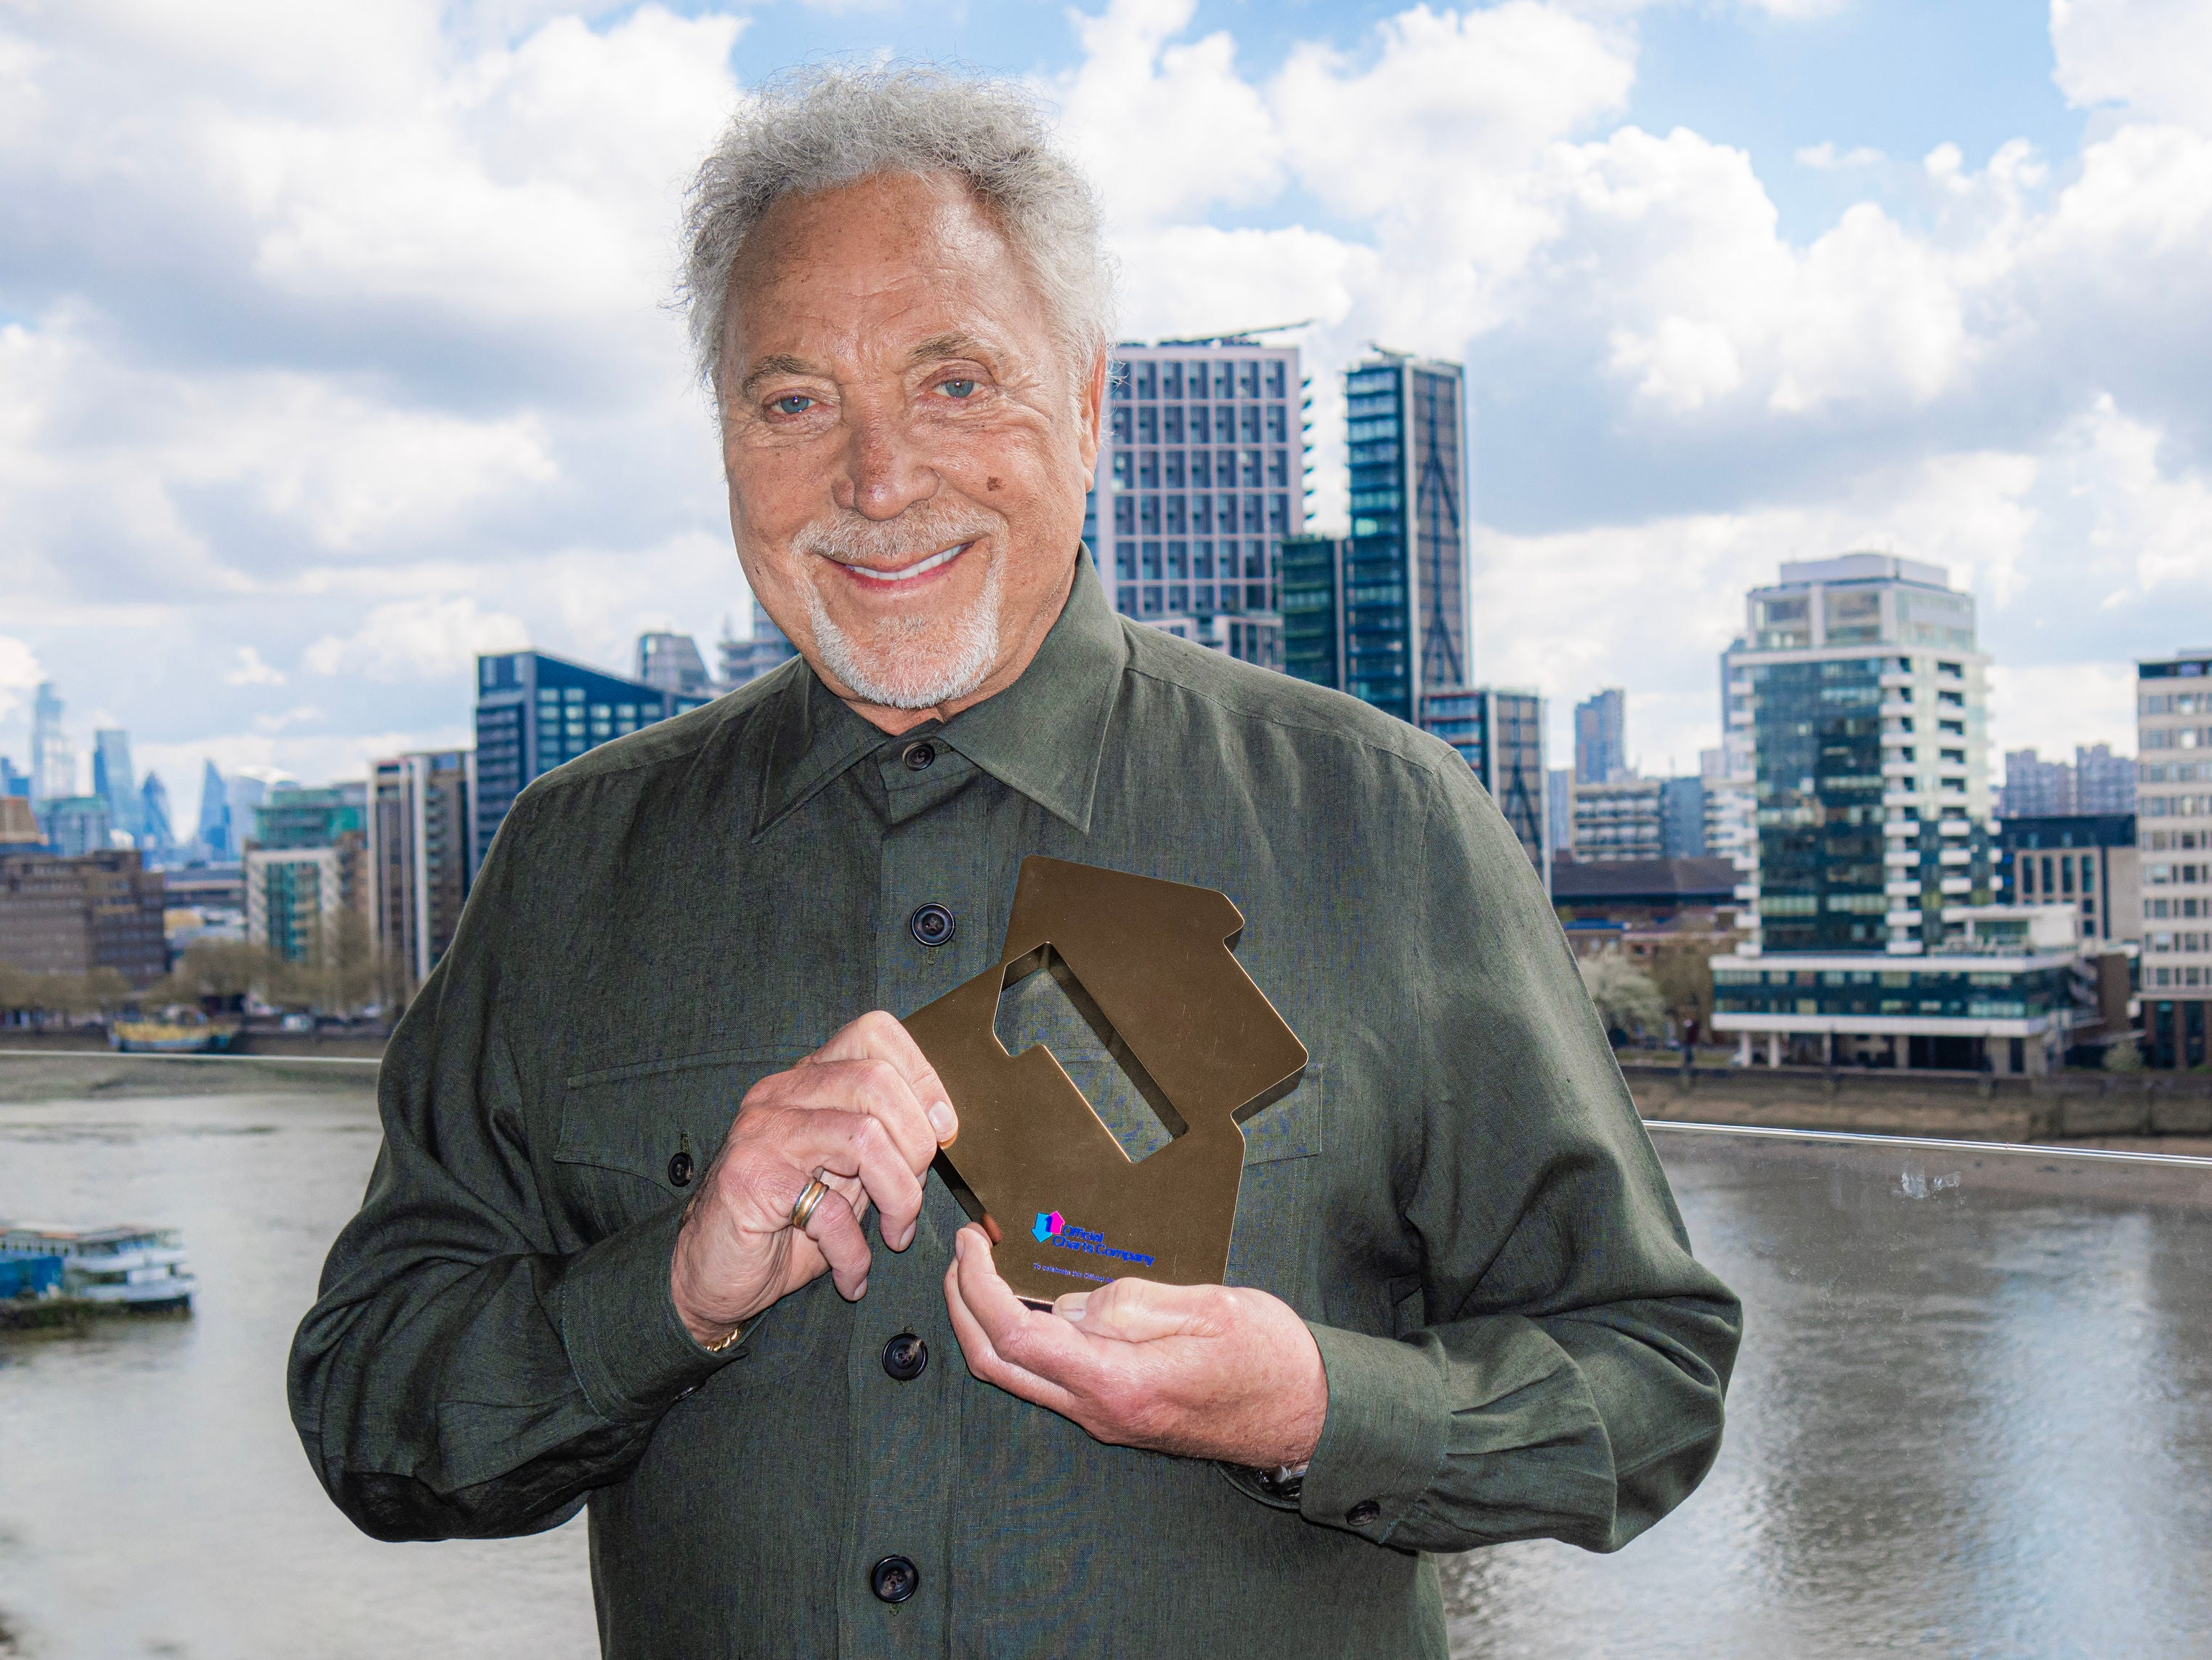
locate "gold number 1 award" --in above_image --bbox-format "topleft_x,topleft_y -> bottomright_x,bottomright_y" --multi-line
902,856 -> 1308,1306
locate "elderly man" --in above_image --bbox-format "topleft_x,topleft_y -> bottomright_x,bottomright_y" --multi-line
291,66 -> 1739,1659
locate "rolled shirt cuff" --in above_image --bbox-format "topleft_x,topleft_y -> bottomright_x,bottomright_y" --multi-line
1297,1321 -> 1451,1544
554,1199 -> 742,1422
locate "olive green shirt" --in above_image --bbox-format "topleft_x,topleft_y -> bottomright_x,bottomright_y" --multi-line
290,549 -> 1739,1659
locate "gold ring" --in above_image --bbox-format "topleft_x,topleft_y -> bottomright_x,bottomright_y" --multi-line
788,1175 -> 831,1232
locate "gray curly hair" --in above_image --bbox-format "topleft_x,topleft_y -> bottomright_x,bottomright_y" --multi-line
679,64 -> 1116,402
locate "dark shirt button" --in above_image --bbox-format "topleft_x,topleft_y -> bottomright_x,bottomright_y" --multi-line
667,1151 -> 694,1188
909,904 -> 955,948
870,1555 -> 920,1605
1345,1499 -> 1382,1527
902,740 -> 936,771
881,1332 -> 928,1382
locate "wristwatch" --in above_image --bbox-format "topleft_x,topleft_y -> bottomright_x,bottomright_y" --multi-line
1250,1462 -> 1308,1502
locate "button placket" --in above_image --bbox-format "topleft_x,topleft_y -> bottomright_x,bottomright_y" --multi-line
838,744 -> 994,1653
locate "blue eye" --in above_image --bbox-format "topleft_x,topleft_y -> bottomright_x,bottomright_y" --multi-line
940,378 -> 977,399
774,394 -> 812,415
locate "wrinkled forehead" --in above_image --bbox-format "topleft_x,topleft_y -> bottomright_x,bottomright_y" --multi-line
721,171 -> 1050,387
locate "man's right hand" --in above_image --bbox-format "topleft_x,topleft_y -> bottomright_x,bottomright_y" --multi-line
670,1010 -> 957,1347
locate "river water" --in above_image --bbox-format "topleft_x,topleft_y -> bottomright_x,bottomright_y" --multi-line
2,1072 -> 2209,1658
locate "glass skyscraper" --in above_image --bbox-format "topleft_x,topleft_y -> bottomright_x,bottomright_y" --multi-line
1085,338 -> 1303,668
1419,688 -> 1549,872
473,651 -> 710,871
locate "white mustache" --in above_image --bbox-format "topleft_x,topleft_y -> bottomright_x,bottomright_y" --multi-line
795,505 -> 999,568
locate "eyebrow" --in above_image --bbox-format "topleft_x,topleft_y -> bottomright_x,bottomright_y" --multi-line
904,333 -> 994,368
737,353 -> 820,397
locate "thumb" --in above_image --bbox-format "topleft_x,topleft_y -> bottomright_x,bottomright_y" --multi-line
1056,1276 -> 1213,1343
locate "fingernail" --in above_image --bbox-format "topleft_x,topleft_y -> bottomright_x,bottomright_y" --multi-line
1055,1292 -> 1089,1322
928,1102 -> 957,1141
853,1279 -> 867,1300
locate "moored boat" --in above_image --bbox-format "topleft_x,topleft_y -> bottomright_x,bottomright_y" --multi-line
110,1016 -> 243,1054
0,1221 -> 197,1311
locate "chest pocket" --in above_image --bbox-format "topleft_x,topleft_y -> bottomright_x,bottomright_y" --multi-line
553,1046 -> 808,1242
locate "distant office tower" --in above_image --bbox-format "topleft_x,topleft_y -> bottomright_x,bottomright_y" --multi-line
0,758 -> 28,798
139,772 -> 175,856
246,846 -> 342,967
1572,779 -> 1666,862
2136,647 -> 2212,1064
227,774 -> 275,856
91,730 -> 143,841
2075,742 -> 2136,814
1573,689 -> 1629,785
37,796 -> 113,858
1661,777 -> 1708,858
638,632 -> 717,699
1547,768 -> 1573,861
30,682 -> 72,802
718,600 -> 801,687
1419,689 -> 1547,872
2002,748 -> 2073,817
370,751 -> 475,989
0,847 -> 166,985
195,760 -> 233,859
1725,553 -> 1993,955
1087,337 -> 1306,671
474,651 -> 713,868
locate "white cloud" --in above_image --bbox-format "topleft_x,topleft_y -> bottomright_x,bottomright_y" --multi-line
303,596 -> 530,681
222,646 -> 287,687
1987,663 -> 2139,764
0,636 -> 41,724
1051,0 -> 1281,228
2051,0 -> 2212,132
1796,145 -> 1883,171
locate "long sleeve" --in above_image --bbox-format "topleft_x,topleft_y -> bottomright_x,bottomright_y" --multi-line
285,793 -> 736,1543
1283,758 -> 1741,1553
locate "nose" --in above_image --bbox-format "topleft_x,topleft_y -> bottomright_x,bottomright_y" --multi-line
837,404 -> 938,522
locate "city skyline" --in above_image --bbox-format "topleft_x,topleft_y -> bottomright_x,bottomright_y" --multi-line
1,1 -> 2205,822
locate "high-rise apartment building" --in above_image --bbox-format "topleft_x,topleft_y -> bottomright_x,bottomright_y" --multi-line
474,651 -> 710,869
638,633 -> 717,700
2136,647 -> 2212,1066
250,784 -> 370,945
1572,778 -> 1666,862
2075,742 -> 2136,814
91,731 -> 142,841
1088,339 -> 1305,671
1725,554 -> 1993,956
1718,608 -> 2105,1077
2002,748 -> 2074,817
718,600 -> 801,687
29,683 -> 71,803
246,846 -> 341,968
1419,688 -> 1547,871
1574,689 -> 1629,785
1661,777 -> 1709,859
370,751 -> 475,990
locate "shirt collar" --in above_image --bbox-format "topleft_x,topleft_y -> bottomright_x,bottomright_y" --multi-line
752,547 -> 1127,838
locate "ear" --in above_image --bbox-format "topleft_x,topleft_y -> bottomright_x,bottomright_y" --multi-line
1075,347 -> 1106,490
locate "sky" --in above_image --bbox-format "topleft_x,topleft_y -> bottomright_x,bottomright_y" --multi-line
3,0 -> 2209,826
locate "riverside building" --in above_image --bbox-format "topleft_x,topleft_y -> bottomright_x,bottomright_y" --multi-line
1086,338 -> 1304,669
2136,647 -> 2212,1067
1706,556 -> 2062,1072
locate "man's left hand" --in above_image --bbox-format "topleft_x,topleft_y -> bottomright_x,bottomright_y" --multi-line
943,1224 -> 1326,1469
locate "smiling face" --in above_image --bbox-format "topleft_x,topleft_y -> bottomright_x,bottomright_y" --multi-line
719,171 -> 1104,733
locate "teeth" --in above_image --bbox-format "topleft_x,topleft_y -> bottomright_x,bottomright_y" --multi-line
842,543 -> 965,583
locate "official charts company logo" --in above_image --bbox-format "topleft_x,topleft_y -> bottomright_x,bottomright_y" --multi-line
1028,1208 -> 1155,1270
